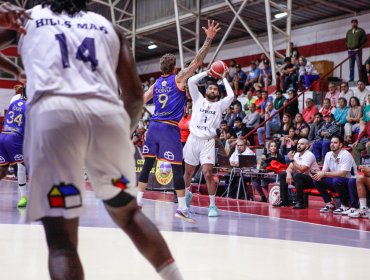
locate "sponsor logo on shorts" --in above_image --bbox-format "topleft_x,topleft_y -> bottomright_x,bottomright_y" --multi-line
0,156 -> 5,163
48,183 -> 82,209
14,154 -> 24,161
155,160 -> 173,185
142,145 -> 149,154
111,175 -> 129,190
164,151 -> 174,161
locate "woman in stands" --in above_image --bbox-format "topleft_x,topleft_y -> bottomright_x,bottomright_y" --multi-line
297,56 -> 319,89
344,96 -> 362,144
283,89 -> 299,119
280,127 -> 298,162
293,113 -> 310,139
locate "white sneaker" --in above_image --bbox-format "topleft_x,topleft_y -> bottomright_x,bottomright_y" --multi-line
348,207 -> 369,218
342,207 -> 357,216
333,206 -> 349,215
320,202 -> 335,213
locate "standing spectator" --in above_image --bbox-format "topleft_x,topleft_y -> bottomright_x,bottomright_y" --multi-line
298,56 -> 319,89
352,121 -> 370,165
312,114 -> 340,163
227,59 -> 237,82
284,89 -> 299,119
344,96 -> 362,144
179,101 -> 192,147
348,165 -> 370,218
293,113 -> 310,139
243,90 -> 256,113
345,19 -> 367,82
302,98 -> 318,124
242,103 -> 260,145
273,90 -> 286,118
319,98 -> 335,117
353,80 -> 370,107
257,102 -> 281,146
333,97 -> 349,129
232,64 -> 247,95
257,60 -> 272,91
276,138 -> 319,208
325,82 -> 340,107
308,113 -> 324,143
244,61 -> 260,92
281,57 -> 298,92
312,136 -> 358,214
290,42 -> 300,59
338,82 -> 354,105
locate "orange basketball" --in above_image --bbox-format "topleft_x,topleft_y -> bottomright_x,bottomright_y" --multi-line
209,60 -> 227,78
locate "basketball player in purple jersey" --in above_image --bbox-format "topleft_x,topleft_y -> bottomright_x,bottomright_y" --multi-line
137,20 -> 221,223
0,1 -> 185,279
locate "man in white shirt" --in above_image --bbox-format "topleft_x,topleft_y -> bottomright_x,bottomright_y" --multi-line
275,138 -> 319,209
229,139 -> 255,166
184,69 -> 234,217
312,136 -> 358,214
353,80 -> 370,107
338,82 -> 354,106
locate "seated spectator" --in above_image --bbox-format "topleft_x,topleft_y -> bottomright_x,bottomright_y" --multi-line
280,127 -> 298,160
281,57 -> 298,92
223,106 -> 234,128
333,97 -> 349,135
227,59 -> 237,82
319,98 -> 335,117
254,90 -> 264,114
257,102 -> 281,146
348,165 -> 370,218
360,94 -> 370,132
244,61 -> 260,92
232,64 -> 247,95
260,90 -> 273,115
243,90 -> 256,113
242,103 -> 260,145
312,114 -> 340,163
325,82 -> 340,107
338,82 -> 354,105
230,102 -> 246,125
344,96 -> 362,144
298,56 -> 319,89
230,95 -> 242,109
228,117 -> 248,150
364,60 -> 370,86
308,113 -> 324,143
293,113 -> 310,139
284,89 -> 299,119
256,60 -> 272,91
273,90 -> 286,118
278,113 -> 293,137
352,120 -> 370,165
275,138 -> 319,208
217,120 -> 231,148
229,139 -> 255,166
253,141 -> 285,202
312,136 -> 358,214
302,98 -> 318,125
353,80 -> 370,106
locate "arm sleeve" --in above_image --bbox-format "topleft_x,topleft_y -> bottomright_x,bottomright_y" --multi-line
220,77 -> 235,112
187,71 -> 208,103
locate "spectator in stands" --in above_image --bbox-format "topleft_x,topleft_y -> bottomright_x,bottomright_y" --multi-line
276,138 -> 319,208
352,121 -> 370,165
325,82 -> 340,107
302,98 -> 318,125
338,82 -> 354,105
230,103 -> 246,125
227,59 -> 237,82
308,113 -> 324,144
273,90 -> 286,118
290,42 -> 300,59
229,139 -> 255,167
298,56 -> 319,89
243,90 -> 256,113
254,141 -> 285,202
230,95 -> 242,109
242,103 -> 260,146
348,165 -> 370,219
284,89 -> 299,119
132,132 -> 143,148
257,102 -> 280,146
223,106 -> 234,128
179,101 -> 192,147
278,113 -> 293,137
257,60 -> 272,91
333,97 -> 348,133
254,90 -> 264,114
280,127 -> 298,161
260,90 -> 273,114
281,57 -> 298,92
361,94 -> 370,128
312,113 -> 340,163
218,120 -> 231,148
312,136 -> 358,214
344,96 -> 362,144
353,80 -> 370,107
319,98 -> 335,117
364,60 -> 370,85
345,19 -> 367,82
232,64 -> 246,96
228,117 -> 248,149
244,61 -> 260,92
293,113 -> 309,139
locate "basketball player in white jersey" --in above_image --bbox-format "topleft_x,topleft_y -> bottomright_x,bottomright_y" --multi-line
0,1 -> 183,279
183,69 -> 234,217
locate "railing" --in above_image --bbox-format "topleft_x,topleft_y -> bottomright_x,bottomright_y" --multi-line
242,49 -> 361,143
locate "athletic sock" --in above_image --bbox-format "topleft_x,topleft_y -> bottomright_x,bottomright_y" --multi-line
158,259 -> 183,280
209,195 -> 215,207
185,187 -> 190,196
17,163 -> 27,197
359,198 -> 367,209
178,197 -> 186,210
137,191 -> 144,205
18,184 -> 27,197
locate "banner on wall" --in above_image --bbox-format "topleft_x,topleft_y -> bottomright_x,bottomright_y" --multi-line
134,146 -> 174,191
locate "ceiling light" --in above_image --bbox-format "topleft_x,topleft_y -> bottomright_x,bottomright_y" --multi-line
148,44 -> 158,50
274,12 -> 287,19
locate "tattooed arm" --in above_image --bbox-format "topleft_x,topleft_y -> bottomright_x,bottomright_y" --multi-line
175,20 -> 220,89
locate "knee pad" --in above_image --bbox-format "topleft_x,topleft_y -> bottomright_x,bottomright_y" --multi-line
172,164 -> 185,190
17,163 -> 27,186
138,157 -> 156,183
103,190 -> 134,207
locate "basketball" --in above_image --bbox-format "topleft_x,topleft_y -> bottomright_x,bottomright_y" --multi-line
209,60 -> 227,78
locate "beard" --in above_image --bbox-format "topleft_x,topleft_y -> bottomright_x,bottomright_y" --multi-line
206,94 -> 217,101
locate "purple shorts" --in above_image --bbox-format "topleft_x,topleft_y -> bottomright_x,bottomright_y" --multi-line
143,121 -> 182,164
0,133 -> 24,165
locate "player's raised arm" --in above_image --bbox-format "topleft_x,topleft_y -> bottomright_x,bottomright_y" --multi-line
220,69 -> 234,111
115,26 -> 144,133
176,20 -> 220,86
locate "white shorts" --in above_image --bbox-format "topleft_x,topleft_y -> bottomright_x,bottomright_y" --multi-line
24,95 -> 136,221
183,134 -> 215,166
